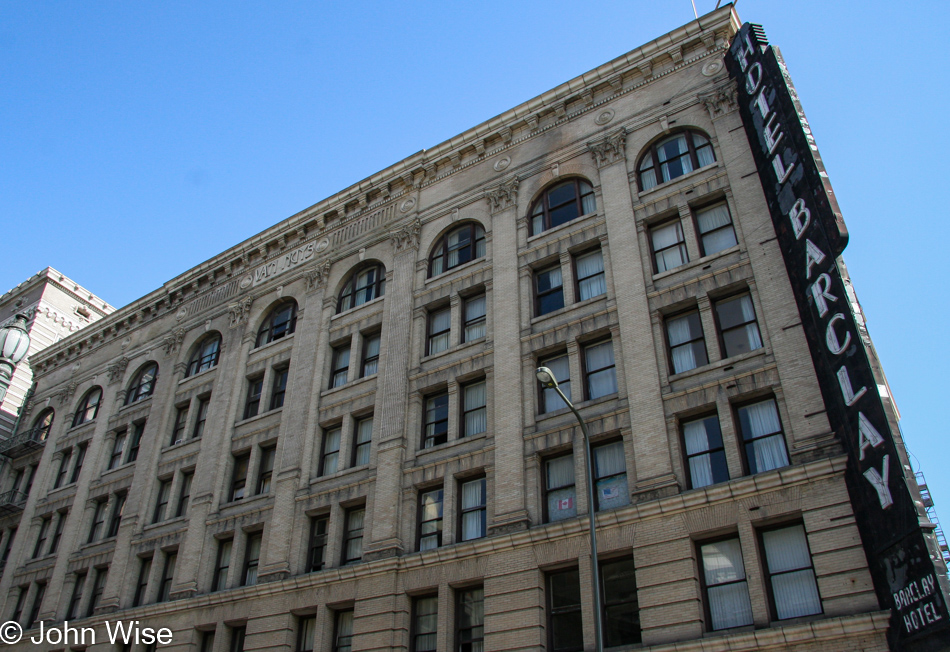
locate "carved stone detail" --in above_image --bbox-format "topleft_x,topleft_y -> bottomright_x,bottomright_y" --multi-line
390,219 -> 422,253
106,358 -> 130,385
305,258 -> 332,293
588,128 -> 627,168
699,82 -> 738,119
638,61 -> 653,78
228,296 -> 253,329
162,328 -> 186,356
485,177 -> 520,214
56,381 -> 78,405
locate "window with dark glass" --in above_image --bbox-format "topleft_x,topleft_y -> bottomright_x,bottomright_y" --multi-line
429,222 -> 486,277
461,380 -> 487,437
338,263 -> 386,313
666,310 -> 708,374
535,264 -> 564,316
212,538 -> 232,591
333,610 -> 354,652
244,376 -> 264,419
0,527 -> 17,568
242,532 -> 261,586
70,442 -> 87,484
695,202 -> 737,256
456,587 -> 484,652
230,625 -> 246,652
575,249 -> 606,301
412,595 -> 438,652
361,332 -> 380,377
545,455 -> 576,523
298,615 -> 316,652
462,294 -> 486,342
230,453 -> 250,501
107,492 -> 126,537
353,417 -> 372,467
11,585 -> 26,624
600,558 -> 641,646
54,448 -> 72,488
256,301 -> 297,347
650,220 -> 689,273
176,471 -> 193,518
583,339 -> 616,400
270,367 -> 289,410
133,556 -> 152,607
158,551 -> 177,602
715,294 -> 763,358
126,421 -> 145,463
539,353 -> 570,413
187,334 -> 221,376
126,362 -> 158,404
342,507 -> 364,564
529,178 -> 596,235
200,630 -> 216,652
88,500 -> 107,543
547,569 -> 583,652
760,523 -> 822,620
320,426 -> 341,476
459,477 -> 486,542
32,409 -> 54,442
681,415 -> 729,488
32,516 -> 50,558
330,344 -> 350,389
593,440 -> 629,510
8,469 -> 23,501
66,572 -> 86,620
72,387 -> 102,427
153,479 -> 172,523
23,465 -> 36,498
737,398 -> 789,474
427,306 -> 451,355
418,487 -> 443,551
193,397 -> 210,439
257,446 -> 276,494
170,407 -> 188,445
638,130 -> 715,191
48,511 -> 66,554
27,581 -> 46,629
307,515 -> 329,572
422,392 -> 449,449
87,567 -> 108,617
700,537 -> 753,630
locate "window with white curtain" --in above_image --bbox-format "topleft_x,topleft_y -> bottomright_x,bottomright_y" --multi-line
638,130 -> 716,191
342,507 -> 364,565
650,221 -> 689,273
715,294 -> 763,358
682,415 -> 729,489
329,344 -> 350,389
422,392 -> 449,449
736,399 -> 789,474
460,477 -> 486,541
427,306 -> 451,355
666,311 -> 708,375
320,427 -> 341,476
463,294 -> 486,342
353,417 -> 372,467
593,440 -> 629,510
696,202 -> 738,256
584,339 -> 617,400
700,537 -> 753,630
361,332 -> 380,377
418,488 -> 443,551
429,222 -> 486,277
761,524 -> 822,620
545,455 -> 576,522
412,595 -> 438,652
539,353 -> 571,413
462,380 -> 487,437
575,249 -> 606,301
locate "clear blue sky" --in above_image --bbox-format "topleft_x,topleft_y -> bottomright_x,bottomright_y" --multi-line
3,3 -> 948,518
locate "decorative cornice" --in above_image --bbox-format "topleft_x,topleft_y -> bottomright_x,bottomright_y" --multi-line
389,219 -> 422,253
698,81 -> 738,119
305,259 -> 332,293
228,296 -> 253,329
485,177 -> 520,214
588,128 -> 627,168
106,357 -> 130,385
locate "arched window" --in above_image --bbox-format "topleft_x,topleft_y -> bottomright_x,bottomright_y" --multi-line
428,222 -> 486,277
638,129 -> 715,191
256,301 -> 298,348
186,333 -> 221,376
32,409 -> 54,441
528,178 -> 596,236
126,363 -> 159,405
337,263 -> 386,314
72,387 -> 103,427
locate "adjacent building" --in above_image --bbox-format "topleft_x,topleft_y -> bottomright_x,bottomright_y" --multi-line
0,6 -> 946,651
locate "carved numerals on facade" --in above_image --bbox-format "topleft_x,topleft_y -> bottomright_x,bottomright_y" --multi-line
389,219 -> 422,253
485,177 -> 520,214
587,128 -> 627,168
228,296 -> 253,329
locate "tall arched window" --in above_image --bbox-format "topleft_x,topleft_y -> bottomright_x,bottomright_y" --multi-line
528,178 -> 595,236
126,363 -> 159,405
32,409 -> 54,441
428,222 -> 485,277
256,301 -> 298,348
186,333 -> 221,376
637,129 -> 715,191
337,263 -> 386,314
72,387 -> 103,427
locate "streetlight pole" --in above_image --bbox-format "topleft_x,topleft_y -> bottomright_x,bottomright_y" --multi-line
536,366 -> 604,652
0,314 -> 32,405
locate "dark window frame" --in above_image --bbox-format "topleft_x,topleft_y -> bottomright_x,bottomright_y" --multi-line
153,478 -> 172,523
637,129 -> 716,192
460,378 -> 487,438
582,338 -> 617,401
360,331 -> 381,378
697,534 -> 753,631
534,263 -> 565,317
192,396 -> 210,439
107,492 -> 126,538
329,343 -> 351,389
297,614 -> 317,652
664,308 -> 709,376
734,396 -> 789,476
125,421 -> 145,463
27,581 -> 46,629
242,531 -> 262,586
320,426 -> 342,476
529,178 -> 596,236
132,555 -> 152,607
426,305 -> 451,356
66,571 -> 87,620
337,263 -> 386,314
417,486 -> 444,552
158,550 -> 177,602
422,391 -> 449,449
109,429 -> 128,468
546,568 -> 583,652
352,416 -> 373,467
126,362 -> 159,405
649,218 -> 689,274
87,566 -> 108,617
713,292 -> 763,359
170,406 -> 188,445
573,247 -> 606,302
176,471 -> 193,518
186,334 -> 221,377
32,409 -> 54,441
592,438 -> 629,511
428,221 -> 486,277
599,557 -> 642,647
270,366 -> 289,410
411,594 -> 439,652
757,521 -> 823,621
54,448 -> 72,489
681,413 -> 730,489
458,476 -> 487,542
462,293 -> 487,343
693,200 -> 738,257
256,301 -> 298,348
230,453 -> 250,501
256,445 -> 276,495
212,538 -> 232,591
538,351 -> 571,414
543,453 -> 577,524
88,499 -> 107,543
32,516 -> 51,559
455,586 -> 485,652
244,376 -> 264,420
70,443 -> 87,484
332,609 -> 354,652
342,506 -> 365,565
72,387 -> 102,427
307,514 -> 329,572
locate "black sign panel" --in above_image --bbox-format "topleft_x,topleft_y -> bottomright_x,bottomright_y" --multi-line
726,23 -> 950,650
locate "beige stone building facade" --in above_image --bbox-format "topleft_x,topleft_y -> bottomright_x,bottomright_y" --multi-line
0,7 -> 942,651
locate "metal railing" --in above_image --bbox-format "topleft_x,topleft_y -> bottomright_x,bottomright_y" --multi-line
0,426 -> 47,458
0,490 -> 28,517
916,471 -> 950,569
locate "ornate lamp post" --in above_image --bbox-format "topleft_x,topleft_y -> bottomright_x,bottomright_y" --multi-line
536,365 -> 604,652
0,314 -> 31,405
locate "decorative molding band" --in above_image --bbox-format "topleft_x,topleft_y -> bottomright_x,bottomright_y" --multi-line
485,177 -> 520,214
389,219 -> 422,253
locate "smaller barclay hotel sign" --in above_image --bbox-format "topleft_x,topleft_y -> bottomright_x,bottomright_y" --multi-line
727,23 -> 949,650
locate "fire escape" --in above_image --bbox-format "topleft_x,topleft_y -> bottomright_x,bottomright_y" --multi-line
916,471 -> 950,574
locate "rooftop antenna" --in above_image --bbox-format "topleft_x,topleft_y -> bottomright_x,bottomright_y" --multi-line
691,0 -> 698,18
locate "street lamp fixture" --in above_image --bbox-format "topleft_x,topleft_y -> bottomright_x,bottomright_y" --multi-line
536,366 -> 604,652
0,314 -> 31,405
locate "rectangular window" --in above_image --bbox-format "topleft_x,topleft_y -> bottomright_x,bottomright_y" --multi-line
456,587 -> 484,652
242,532 -> 262,586
427,306 -> 451,355
170,407 -> 188,445
109,431 -> 128,469
651,220 -> 689,273
23,465 -> 36,498
200,630 -> 216,652
193,397 -> 210,439
230,453 -> 250,501
32,516 -> 50,558
126,421 -> 145,463
418,488 -> 444,551
66,572 -> 86,620
257,446 -> 276,494
593,440 -> 629,510
361,333 -> 380,377
547,569 -> 583,652
539,353 -> 570,413
583,339 -> 616,400
422,392 -> 449,449
463,294 -> 486,342
333,610 -> 354,652
54,448 -> 72,488
601,558 -> 641,646
230,626 -> 246,652
88,500 -> 107,543
330,345 -> 351,388
535,264 -> 564,316
298,615 -> 316,652
87,566 -> 108,617
153,479 -> 172,523
27,581 -> 46,629
176,471 -> 193,518
353,417 -> 373,467
459,477 -> 486,542
737,399 -> 789,474
715,294 -> 763,358
307,515 -> 329,572
682,415 -> 729,489
575,249 -> 606,301
0,527 -> 16,568
213,538 -> 232,591
48,511 -> 67,554
700,537 -> 753,630
133,556 -> 152,607
107,492 -> 126,537
11,585 -> 26,624
158,551 -> 177,602
70,442 -> 87,483
342,507 -> 364,564
244,376 -> 264,419
545,455 -> 576,522
320,427 -> 342,476
270,367 -> 289,409
666,310 -> 709,374
461,380 -> 487,437
412,595 -> 438,652
760,523 -> 822,620
696,202 -> 737,256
